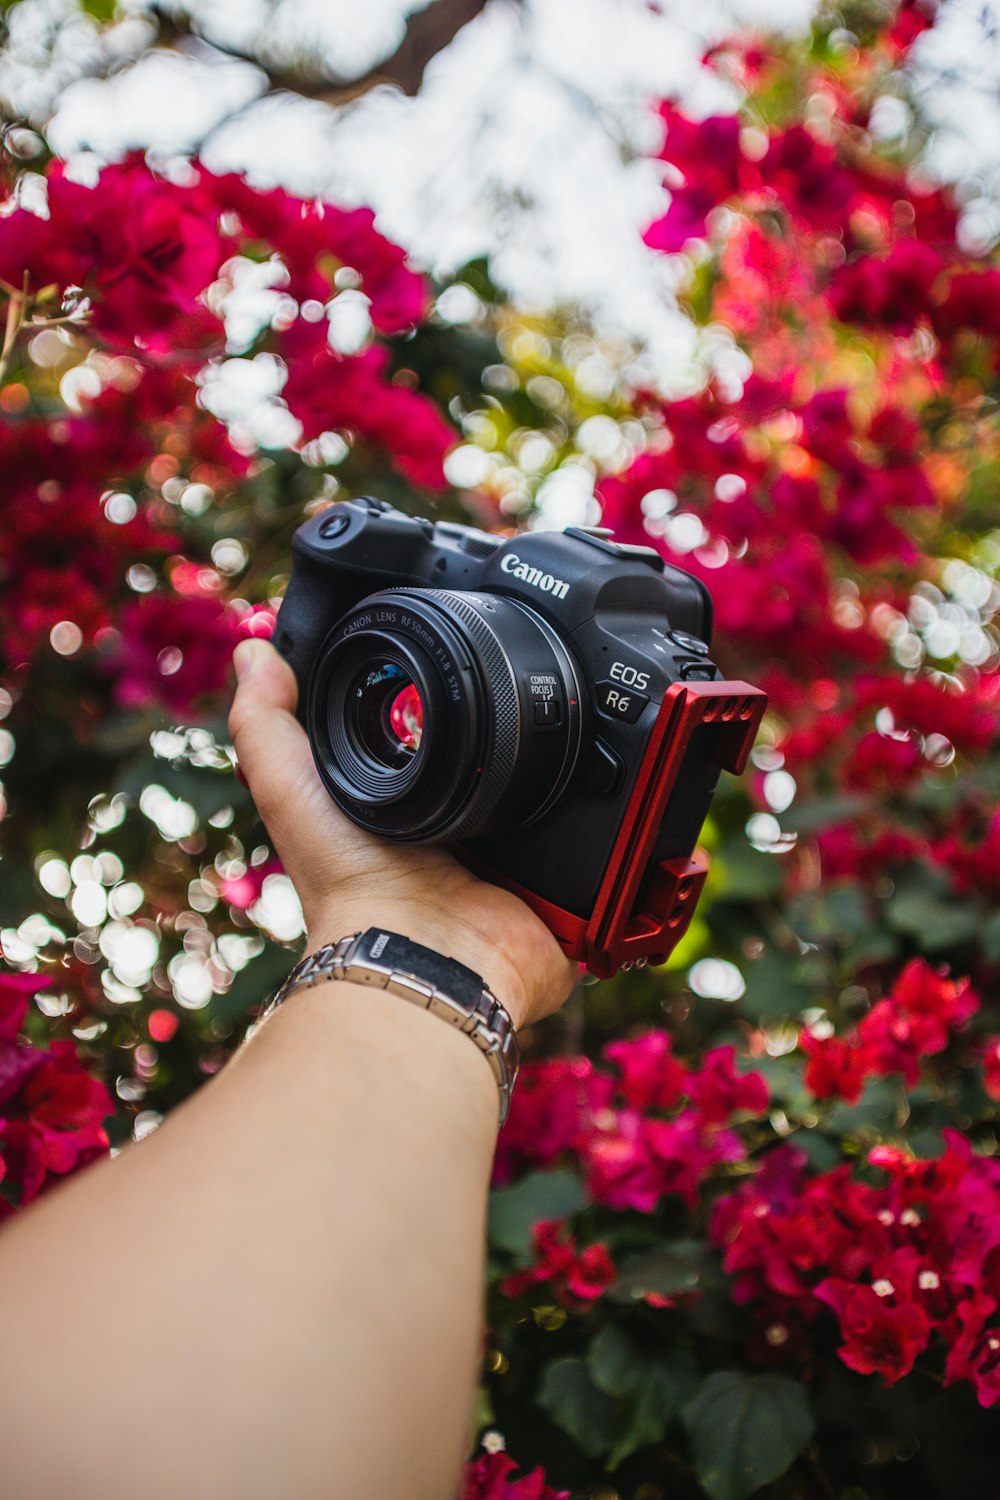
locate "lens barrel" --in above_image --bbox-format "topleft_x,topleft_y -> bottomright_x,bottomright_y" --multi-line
307,588 -> 584,842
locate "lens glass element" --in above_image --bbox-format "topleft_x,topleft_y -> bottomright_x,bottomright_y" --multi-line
349,661 -> 424,767
389,682 -> 424,752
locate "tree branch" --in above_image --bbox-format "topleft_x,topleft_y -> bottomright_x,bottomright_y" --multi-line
150,0 -> 501,106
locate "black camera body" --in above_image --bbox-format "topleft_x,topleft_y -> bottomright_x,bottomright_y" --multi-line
275,497 -> 765,977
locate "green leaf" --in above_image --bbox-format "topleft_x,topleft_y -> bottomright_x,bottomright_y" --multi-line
740,947 -> 816,1023
979,911 -> 1000,962
537,1358 -> 616,1458
211,942 -> 295,1023
607,1240 -> 706,1304
787,885 -> 872,947
609,1359 -> 698,1470
714,841 -> 784,900
824,1076 -> 898,1136
487,1169 -> 587,1255
778,793 -> 871,835
114,754 -> 245,822
682,1371 -> 815,1500
588,1329 -> 700,1467
885,888 -> 979,950
82,0 -> 117,19
588,1324 -> 643,1397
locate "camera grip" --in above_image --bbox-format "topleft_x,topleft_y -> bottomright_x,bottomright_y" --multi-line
272,554 -> 340,721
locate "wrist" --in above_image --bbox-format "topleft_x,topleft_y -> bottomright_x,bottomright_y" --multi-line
304,901 -> 531,1031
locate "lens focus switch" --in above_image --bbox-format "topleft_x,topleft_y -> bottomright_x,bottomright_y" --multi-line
532,699 -> 562,730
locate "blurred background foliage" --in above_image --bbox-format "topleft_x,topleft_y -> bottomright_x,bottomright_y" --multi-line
2,2 -> 1000,1499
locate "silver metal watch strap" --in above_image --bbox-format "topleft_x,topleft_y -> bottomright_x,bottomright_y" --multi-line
264,930 -> 520,1128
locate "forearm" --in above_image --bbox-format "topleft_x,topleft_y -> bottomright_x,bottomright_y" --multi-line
0,953 -> 499,1500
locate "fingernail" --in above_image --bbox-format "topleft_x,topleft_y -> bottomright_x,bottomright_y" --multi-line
234,639 -> 263,681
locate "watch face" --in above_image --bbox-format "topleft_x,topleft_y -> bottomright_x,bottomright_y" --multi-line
357,928 -> 484,1009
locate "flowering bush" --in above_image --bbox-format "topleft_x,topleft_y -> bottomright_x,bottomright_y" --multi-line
1,2 -> 1000,1496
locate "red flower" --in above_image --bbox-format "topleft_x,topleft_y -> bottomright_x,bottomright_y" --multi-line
843,730 -> 922,790
815,1279 -> 931,1384
934,811 -> 1000,901
855,960 -> 979,1085
801,1033 -> 872,1104
687,1046 -> 769,1125
603,1030 -> 688,1111
0,973 -> 50,1109
886,0 -> 939,55
219,858 -> 284,911
1,1039 -> 113,1205
0,157 -> 226,357
584,1108 -> 745,1212
933,269 -> 1000,348
643,107 -> 746,251
944,1294 -> 1000,1407
204,173 -> 427,332
499,1220 -> 615,1306
828,240 -> 947,335
758,125 -> 855,234
461,1452 -> 568,1500
852,674 -> 1000,755
111,594 -> 240,716
280,328 -> 455,490
981,1039 -> 1000,1101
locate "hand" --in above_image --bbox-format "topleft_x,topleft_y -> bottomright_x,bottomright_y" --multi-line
228,639 -> 579,1029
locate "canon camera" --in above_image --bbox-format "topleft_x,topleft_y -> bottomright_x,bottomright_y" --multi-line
274,497 -> 766,977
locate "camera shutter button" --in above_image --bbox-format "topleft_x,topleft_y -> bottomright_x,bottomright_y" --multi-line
667,629 -> 710,655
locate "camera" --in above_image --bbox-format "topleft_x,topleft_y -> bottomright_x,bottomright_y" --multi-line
274,497 -> 766,977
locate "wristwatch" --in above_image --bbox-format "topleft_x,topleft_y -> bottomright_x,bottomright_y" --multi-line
266,927 -> 520,1127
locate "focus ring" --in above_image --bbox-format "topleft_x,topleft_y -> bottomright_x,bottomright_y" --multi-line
397,589 -> 521,841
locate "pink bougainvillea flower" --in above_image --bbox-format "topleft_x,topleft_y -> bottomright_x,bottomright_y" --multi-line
687,1046 -> 769,1125
943,1294 -> 1000,1407
111,594 -> 240,716
220,858 -> 285,911
0,972 -> 51,1108
828,240 -> 947,336
815,1279 -> 931,1384
642,107 -> 746,251
584,1107 -> 744,1213
800,1032 -> 874,1104
0,156 -> 227,357
603,1030 -> 688,1112
1,1038 -> 113,1205
280,327 -> 455,489
203,172 -> 427,332
499,1219 -> 615,1306
981,1038 -> 1000,1100
758,125 -> 855,234
461,1452 -> 569,1500
493,1057 -> 612,1184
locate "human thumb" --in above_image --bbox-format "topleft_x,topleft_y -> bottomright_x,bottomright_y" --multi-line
228,640 -> 312,823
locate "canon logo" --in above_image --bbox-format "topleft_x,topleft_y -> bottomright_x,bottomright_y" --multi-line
499,553 -> 570,600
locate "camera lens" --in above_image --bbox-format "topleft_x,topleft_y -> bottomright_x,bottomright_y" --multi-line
349,662 -> 424,765
307,588 -> 584,843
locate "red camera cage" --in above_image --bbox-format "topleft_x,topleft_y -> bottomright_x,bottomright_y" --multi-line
471,679 -> 767,979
